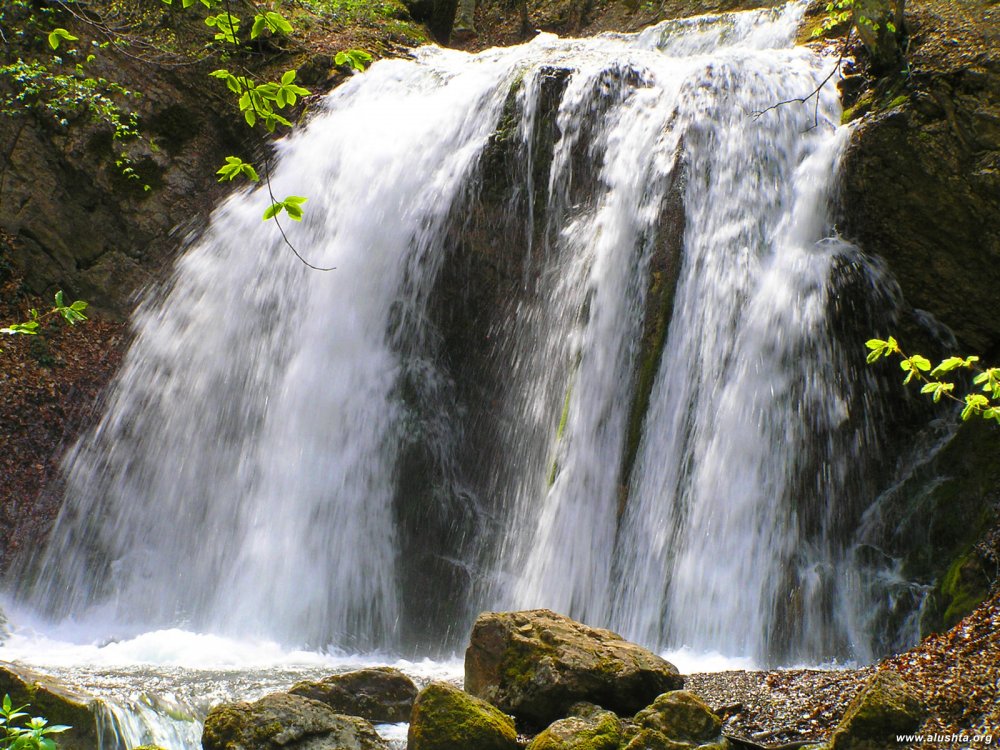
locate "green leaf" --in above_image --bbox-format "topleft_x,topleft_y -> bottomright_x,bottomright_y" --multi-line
54,290 -> 65,307
281,69 -> 297,86
48,28 -> 79,50
263,202 -> 282,220
266,11 -> 293,34
962,393 -> 990,420
930,356 -> 967,375
251,15 -> 267,39
335,49 -> 373,72
1,322 -> 40,335
920,381 -> 954,403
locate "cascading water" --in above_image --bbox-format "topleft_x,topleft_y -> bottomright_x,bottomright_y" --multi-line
5,8 -> 925,741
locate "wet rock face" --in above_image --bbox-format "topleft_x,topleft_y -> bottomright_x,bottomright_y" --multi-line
840,0 -> 1000,356
464,609 -> 683,727
407,681 -> 519,750
202,692 -> 389,750
288,667 -> 418,723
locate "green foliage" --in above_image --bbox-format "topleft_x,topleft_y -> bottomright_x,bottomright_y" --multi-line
264,195 -> 307,221
0,693 -> 70,750
216,156 -> 259,182
304,0 -> 407,25
335,49 -> 374,72
0,61 -> 144,186
866,337 -> 1000,424
0,1 -> 147,189
46,28 -> 77,50
0,292 -> 88,352
813,0 -> 897,38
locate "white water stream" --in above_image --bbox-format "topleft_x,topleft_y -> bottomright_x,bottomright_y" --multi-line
2,3 -> 916,747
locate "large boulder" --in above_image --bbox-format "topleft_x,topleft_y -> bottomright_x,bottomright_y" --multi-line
632,691 -> 728,750
465,609 -> 683,726
829,671 -> 924,750
289,667 -> 418,723
0,663 -> 97,750
202,692 -> 388,750
407,681 -> 518,750
526,705 -> 623,750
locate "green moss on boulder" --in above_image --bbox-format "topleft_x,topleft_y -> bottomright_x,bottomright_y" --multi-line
202,692 -> 388,750
407,681 -> 518,750
633,691 -> 727,749
289,667 -> 417,723
465,609 -> 683,727
526,707 -> 623,750
829,671 -> 924,750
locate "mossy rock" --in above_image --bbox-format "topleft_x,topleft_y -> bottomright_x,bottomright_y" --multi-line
622,727 -> 699,750
0,663 -> 97,750
289,666 -> 418,723
937,548 -> 992,629
465,609 -> 683,727
623,730 -> 728,750
407,681 -> 518,750
633,692 -> 727,749
202,692 -> 388,750
829,671 -> 924,750
526,706 -> 623,750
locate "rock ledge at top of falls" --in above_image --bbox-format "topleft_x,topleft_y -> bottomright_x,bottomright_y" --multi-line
289,666 -> 418,724
202,692 -> 389,750
464,609 -> 683,727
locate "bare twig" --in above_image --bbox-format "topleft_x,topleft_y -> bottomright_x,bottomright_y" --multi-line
749,38 -> 849,128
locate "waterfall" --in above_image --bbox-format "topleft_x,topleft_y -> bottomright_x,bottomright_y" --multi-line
15,1 -> 910,665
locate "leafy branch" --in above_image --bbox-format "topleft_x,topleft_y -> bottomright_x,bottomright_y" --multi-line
866,337 -> 1000,423
0,291 -> 88,352
0,693 -> 71,750
162,0 -> 365,270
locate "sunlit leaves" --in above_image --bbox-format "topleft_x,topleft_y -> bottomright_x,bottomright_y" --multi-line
216,156 -> 259,182
868,337 -> 1000,424
47,28 -> 77,50
920,381 -> 954,403
899,354 -> 931,384
1,292 -> 86,341
335,49 -> 373,72
264,195 -> 307,221
0,693 -> 71,750
865,336 -> 898,363
251,11 -> 292,38
931,355 -> 979,376
53,290 -> 88,324
205,12 -> 240,44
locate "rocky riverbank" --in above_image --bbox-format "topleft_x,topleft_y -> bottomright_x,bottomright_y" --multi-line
7,607 -> 999,749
